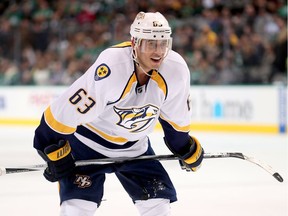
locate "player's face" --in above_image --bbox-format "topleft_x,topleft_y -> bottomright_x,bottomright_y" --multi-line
136,39 -> 169,70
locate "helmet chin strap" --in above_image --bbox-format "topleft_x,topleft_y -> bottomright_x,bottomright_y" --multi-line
132,49 -> 158,77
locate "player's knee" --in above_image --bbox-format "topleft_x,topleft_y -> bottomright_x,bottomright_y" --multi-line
135,198 -> 171,216
60,199 -> 98,216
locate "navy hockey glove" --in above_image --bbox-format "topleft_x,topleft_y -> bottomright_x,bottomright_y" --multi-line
39,140 -> 75,182
179,136 -> 204,172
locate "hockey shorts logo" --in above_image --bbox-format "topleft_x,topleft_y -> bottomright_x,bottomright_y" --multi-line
95,63 -> 111,81
74,174 -> 92,188
113,104 -> 159,133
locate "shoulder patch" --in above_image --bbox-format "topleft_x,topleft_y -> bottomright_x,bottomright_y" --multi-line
94,63 -> 111,81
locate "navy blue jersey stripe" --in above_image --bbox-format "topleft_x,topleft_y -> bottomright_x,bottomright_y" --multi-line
76,125 -> 138,149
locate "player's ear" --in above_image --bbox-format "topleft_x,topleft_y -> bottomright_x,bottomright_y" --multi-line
131,37 -> 136,48
131,37 -> 141,49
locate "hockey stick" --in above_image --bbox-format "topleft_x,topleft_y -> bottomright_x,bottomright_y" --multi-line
0,152 -> 284,182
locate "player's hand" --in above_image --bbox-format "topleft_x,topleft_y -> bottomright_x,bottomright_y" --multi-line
42,140 -> 75,182
179,136 -> 204,172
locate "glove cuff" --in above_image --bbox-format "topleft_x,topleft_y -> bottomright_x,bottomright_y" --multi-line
183,136 -> 203,164
45,141 -> 72,161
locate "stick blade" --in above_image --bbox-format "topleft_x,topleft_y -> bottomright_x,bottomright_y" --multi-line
273,173 -> 284,182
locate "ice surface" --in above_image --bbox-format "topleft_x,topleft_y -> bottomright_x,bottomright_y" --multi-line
0,126 -> 287,216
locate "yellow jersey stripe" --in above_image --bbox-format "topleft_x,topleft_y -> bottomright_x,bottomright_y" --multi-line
85,123 -> 128,143
151,71 -> 167,99
121,73 -> 137,100
112,41 -> 132,48
44,106 -> 76,134
159,115 -> 191,132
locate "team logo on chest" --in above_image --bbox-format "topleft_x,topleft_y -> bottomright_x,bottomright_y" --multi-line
113,104 -> 159,132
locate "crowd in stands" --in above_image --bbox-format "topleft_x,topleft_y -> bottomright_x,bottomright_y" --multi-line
0,0 -> 287,85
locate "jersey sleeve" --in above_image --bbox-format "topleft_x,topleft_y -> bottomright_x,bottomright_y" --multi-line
159,54 -> 192,155
33,52 -> 112,151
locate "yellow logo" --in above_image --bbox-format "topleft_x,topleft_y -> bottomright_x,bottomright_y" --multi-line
97,65 -> 108,77
47,141 -> 71,161
95,64 -> 111,81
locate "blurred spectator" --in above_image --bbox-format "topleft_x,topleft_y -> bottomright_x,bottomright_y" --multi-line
31,53 -> 51,85
0,0 -> 286,86
61,59 -> 83,85
19,56 -> 34,85
0,58 -> 20,85
269,15 -> 287,83
0,19 -> 14,59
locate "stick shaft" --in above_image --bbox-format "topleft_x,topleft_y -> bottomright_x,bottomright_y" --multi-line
0,152 -> 284,182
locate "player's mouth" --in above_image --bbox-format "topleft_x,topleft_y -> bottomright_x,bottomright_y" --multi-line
151,57 -> 162,63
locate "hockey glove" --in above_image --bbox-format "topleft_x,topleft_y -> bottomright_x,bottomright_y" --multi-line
179,136 -> 204,172
39,140 -> 75,182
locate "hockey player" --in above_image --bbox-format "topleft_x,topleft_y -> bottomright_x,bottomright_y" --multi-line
33,11 -> 204,216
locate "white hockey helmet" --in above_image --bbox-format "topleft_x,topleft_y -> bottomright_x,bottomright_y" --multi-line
130,12 -> 172,40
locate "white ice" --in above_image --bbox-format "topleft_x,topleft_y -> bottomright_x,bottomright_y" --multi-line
0,126 -> 287,216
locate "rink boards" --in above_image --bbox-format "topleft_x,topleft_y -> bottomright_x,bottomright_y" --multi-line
0,85 -> 286,134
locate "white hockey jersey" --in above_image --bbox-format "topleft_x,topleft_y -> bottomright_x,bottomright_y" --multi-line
35,41 -> 192,158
